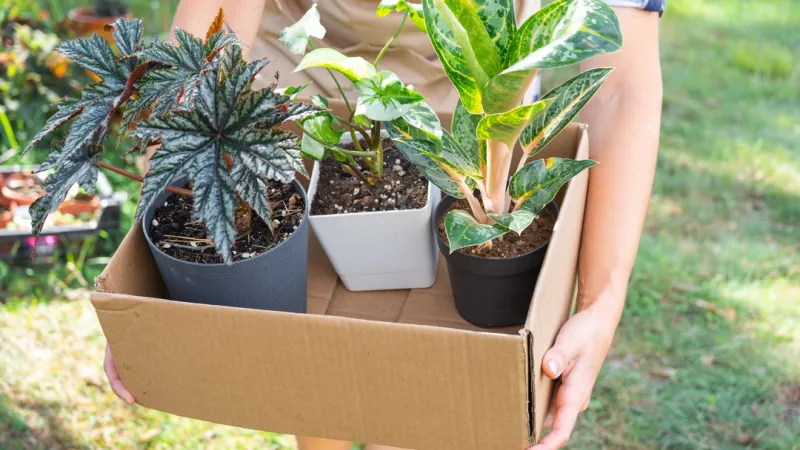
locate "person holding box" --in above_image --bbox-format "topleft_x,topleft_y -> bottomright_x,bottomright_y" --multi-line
105,0 -> 664,448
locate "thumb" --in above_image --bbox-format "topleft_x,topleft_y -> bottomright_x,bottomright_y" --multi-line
542,329 -> 584,379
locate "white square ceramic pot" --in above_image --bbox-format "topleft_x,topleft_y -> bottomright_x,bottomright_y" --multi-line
307,161 -> 440,291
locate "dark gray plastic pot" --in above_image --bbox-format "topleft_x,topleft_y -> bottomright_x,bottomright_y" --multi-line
143,180 -> 308,312
434,196 -> 557,328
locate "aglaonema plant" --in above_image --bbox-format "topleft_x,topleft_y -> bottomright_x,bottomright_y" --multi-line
384,0 -> 623,252
23,11 -> 315,262
279,3 -> 438,185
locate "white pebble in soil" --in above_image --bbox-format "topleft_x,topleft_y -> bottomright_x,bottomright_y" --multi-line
151,219 -> 159,227
353,187 -> 360,195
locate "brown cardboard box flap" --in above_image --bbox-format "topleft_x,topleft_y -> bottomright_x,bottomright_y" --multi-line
92,123 -> 590,450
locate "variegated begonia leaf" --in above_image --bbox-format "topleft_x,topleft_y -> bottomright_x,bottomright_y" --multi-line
294,48 -> 376,82
520,67 -> 611,156
354,70 -> 425,121
482,0 -> 622,113
444,209 -> 507,252
376,0 -> 427,31
475,100 -> 548,146
29,147 -> 99,236
280,4 -> 326,55
132,58 -> 316,262
509,157 -> 595,215
22,18 -> 148,233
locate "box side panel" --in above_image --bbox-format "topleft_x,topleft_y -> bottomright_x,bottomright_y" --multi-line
524,126 -> 590,440
94,223 -> 168,299
91,293 -> 530,450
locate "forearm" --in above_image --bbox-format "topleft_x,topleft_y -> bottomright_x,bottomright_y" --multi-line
171,0 -> 266,57
577,8 -> 663,321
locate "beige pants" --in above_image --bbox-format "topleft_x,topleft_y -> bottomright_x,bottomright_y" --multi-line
252,0 -> 540,111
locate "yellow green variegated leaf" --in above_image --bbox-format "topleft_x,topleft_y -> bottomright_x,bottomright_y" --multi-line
444,209 -> 508,252
476,101 -> 548,146
280,4 -> 326,55
441,130 -> 482,179
482,0 -> 622,113
295,48 -> 376,82
487,209 -> 536,234
422,0 -> 483,113
452,100 -> 486,177
520,68 -> 611,156
386,106 -> 466,198
399,100 -> 442,140
377,0 -> 427,31
354,71 -> 425,121
436,0 -> 502,86
509,157 -> 596,215
473,0 -> 516,62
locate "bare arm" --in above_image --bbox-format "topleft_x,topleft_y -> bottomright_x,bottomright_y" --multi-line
170,0 -> 267,57
530,8 -> 662,449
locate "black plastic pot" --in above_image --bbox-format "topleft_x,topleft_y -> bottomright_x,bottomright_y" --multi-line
434,196 -> 557,328
143,180 -> 309,312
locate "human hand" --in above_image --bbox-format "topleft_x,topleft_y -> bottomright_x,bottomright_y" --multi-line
104,344 -> 135,404
527,304 -> 619,449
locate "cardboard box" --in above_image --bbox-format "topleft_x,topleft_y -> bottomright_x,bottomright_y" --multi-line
91,117 -> 590,450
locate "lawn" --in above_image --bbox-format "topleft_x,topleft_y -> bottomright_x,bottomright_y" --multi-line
1,0 -> 799,449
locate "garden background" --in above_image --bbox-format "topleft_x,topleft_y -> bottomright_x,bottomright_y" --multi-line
1,0 -> 798,448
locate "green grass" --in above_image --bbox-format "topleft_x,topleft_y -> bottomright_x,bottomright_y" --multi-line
2,0 -> 800,448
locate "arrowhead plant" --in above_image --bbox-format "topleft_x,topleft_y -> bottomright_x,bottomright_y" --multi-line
384,0 -> 623,252
281,4 -> 439,185
23,11 -> 316,263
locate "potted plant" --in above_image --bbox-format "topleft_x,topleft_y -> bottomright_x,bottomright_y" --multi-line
382,0 -> 623,327
68,0 -> 129,41
23,12 -> 317,311
280,4 -> 442,291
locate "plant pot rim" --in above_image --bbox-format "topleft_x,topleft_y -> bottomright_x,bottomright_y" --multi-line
68,7 -> 128,22
308,160 -> 434,219
435,195 -> 558,263
143,179 -> 309,268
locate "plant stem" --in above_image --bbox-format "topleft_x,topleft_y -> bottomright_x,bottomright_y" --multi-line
374,10 -> 409,67
485,139 -> 513,214
97,161 -> 193,197
308,40 -> 354,115
349,128 -> 366,153
372,120 -> 384,177
339,148 -> 378,158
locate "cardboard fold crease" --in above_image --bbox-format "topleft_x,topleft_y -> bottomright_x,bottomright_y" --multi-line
91,120 -> 590,450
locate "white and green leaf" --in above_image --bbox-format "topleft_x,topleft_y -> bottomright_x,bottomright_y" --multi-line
280,4 -> 326,55
294,48 -> 376,82
444,209 -> 508,252
509,157 -> 595,215
377,0 -> 427,31
300,114 -> 344,160
482,0 -> 622,113
473,0 -> 516,62
520,67 -> 611,156
354,70 -> 425,121
281,81 -> 312,100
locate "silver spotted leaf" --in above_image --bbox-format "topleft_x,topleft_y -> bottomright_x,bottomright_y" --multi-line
30,150 -> 99,236
133,65 -> 314,262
